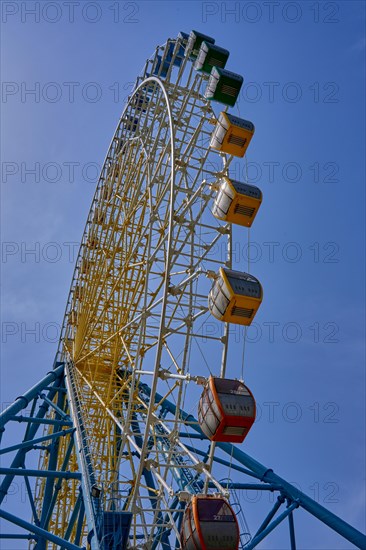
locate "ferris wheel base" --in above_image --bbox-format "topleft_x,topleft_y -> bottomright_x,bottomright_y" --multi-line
0,363 -> 365,550
86,512 -> 132,550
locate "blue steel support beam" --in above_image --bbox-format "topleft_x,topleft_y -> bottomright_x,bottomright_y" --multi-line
289,510 -> 297,550
140,384 -> 366,550
0,508 -> 84,550
39,392 -> 70,419
0,534 -> 36,539
49,381 -> 66,441
0,428 -> 75,455
19,397 -> 39,452
217,441 -> 366,550
43,437 -> 76,529
61,491 -> 83,549
244,501 -> 299,550
22,467 -> 41,526
207,482 -> 283,492
0,364 -> 65,431
0,374 -> 66,505
0,468 -> 81,480
253,495 -> 285,538
36,385 -> 68,550
178,432 -> 205,439
74,494 -> 86,547
8,415 -> 72,426
42,385 -> 67,393
1,364 -> 88,548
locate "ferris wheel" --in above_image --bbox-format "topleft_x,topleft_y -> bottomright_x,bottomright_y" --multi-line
0,31 -> 365,550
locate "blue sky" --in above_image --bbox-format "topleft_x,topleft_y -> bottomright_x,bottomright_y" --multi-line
1,1 -> 365,548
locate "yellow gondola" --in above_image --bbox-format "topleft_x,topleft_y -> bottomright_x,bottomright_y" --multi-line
208,267 -> 262,326
212,177 -> 262,227
210,111 -> 255,157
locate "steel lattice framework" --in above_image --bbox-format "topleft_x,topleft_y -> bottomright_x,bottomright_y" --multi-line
1,33 -> 365,550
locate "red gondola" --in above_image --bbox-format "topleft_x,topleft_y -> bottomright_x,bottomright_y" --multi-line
198,376 -> 256,443
181,495 -> 239,550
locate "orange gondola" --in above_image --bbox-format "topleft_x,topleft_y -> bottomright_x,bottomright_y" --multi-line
181,495 -> 239,550
198,376 -> 256,443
